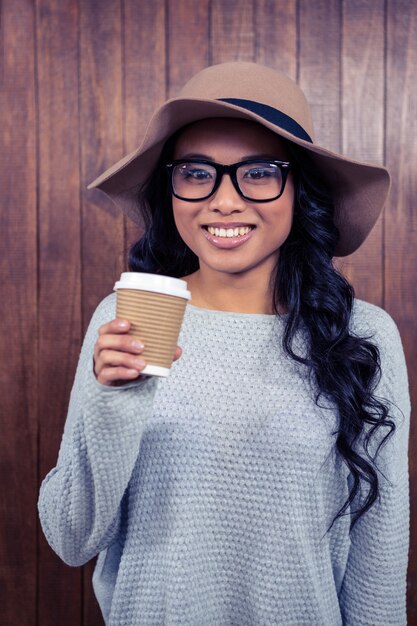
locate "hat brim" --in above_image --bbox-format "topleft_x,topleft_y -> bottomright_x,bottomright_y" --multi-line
88,97 -> 390,257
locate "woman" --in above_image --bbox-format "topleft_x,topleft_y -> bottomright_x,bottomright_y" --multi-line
38,62 -> 410,625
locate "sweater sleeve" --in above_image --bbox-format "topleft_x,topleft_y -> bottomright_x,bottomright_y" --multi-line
38,294 -> 159,567
339,310 -> 411,625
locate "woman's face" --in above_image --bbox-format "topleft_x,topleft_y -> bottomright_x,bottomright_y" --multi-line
171,118 -> 295,280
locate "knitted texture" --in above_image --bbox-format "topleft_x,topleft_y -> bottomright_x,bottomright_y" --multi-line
38,294 -> 410,626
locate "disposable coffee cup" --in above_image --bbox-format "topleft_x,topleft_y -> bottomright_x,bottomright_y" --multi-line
114,272 -> 191,377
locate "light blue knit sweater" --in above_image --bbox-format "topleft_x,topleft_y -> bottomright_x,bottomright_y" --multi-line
38,294 -> 410,625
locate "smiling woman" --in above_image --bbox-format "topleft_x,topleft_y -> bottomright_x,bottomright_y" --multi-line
38,62 -> 411,626
168,118 -> 295,312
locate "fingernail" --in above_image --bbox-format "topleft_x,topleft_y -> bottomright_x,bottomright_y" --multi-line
134,358 -> 146,368
117,320 -> 129,328
132,341 -> 144,350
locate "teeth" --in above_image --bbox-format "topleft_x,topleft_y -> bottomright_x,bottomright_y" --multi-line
207,226 -> 253,237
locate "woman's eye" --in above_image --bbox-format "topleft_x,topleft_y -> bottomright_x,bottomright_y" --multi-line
246,167 -> 273,180
181,167 -> 212,181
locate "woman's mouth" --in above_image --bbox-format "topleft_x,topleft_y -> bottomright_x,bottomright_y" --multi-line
206,225 -> 253,237
201,225 -> 256,248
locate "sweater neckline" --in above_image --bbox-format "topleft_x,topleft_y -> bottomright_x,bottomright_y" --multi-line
185,302 -> 289,322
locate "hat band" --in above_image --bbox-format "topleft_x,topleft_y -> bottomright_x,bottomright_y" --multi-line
217,98 -> 313,143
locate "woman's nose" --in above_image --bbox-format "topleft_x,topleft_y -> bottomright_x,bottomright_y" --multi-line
208,174 -> 246,212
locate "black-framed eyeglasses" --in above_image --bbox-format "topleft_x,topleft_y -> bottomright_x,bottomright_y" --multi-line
165,159 -> 291,202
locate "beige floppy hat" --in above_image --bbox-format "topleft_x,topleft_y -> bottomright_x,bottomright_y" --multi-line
88,62 -> 390,257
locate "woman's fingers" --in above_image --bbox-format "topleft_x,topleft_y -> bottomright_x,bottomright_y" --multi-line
94,332 -> 145,359
98,318 -> 131,335
97,366 -> 143,385
94,347 -> 147,384
94,319 -> 145,385
97,348 -> 146,369
94,318 -> 183,385
173,346 -> 182,362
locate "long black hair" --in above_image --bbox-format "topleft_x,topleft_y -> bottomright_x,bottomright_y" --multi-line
129,129 -> 395,532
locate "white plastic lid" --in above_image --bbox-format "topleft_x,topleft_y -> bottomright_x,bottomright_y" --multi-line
114,272 -> 191,300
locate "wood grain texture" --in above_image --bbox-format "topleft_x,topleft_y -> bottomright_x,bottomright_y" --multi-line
298,0 -> 341,152
80,0 -> 124,333
0,1 -> 37,624
80,4 -> 124,620
36,0 -> 83,623
211,0 -> 255,63
78,8 -> 125,626
123,0 -> 166,255
255,0 -> 297,78
337,0 -> 384,304
386,1 -> 417,619
167,0 -> 210,98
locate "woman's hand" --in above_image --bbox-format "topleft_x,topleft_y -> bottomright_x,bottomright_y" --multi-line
93,319 -> 182,386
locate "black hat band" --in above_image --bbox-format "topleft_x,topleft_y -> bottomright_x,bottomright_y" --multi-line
217,98 -> 313,144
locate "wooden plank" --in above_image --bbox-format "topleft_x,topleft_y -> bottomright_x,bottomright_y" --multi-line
79,2 -> 124,621
386,2 -> 417,621
80,0 -> 124,331
298,0 -> 341,152
123,0 -> 166,254
255,0 -> 297,79
36,0 -> 83,623
0,1 -> 37,624
211,0 -> 255,64
336,0 -> 385,305
167,0 -> 210,98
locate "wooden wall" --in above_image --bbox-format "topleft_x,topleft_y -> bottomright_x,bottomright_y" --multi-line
1,0 -> 416,623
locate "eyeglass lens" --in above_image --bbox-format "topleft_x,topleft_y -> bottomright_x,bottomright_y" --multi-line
171,162 -> 284,201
